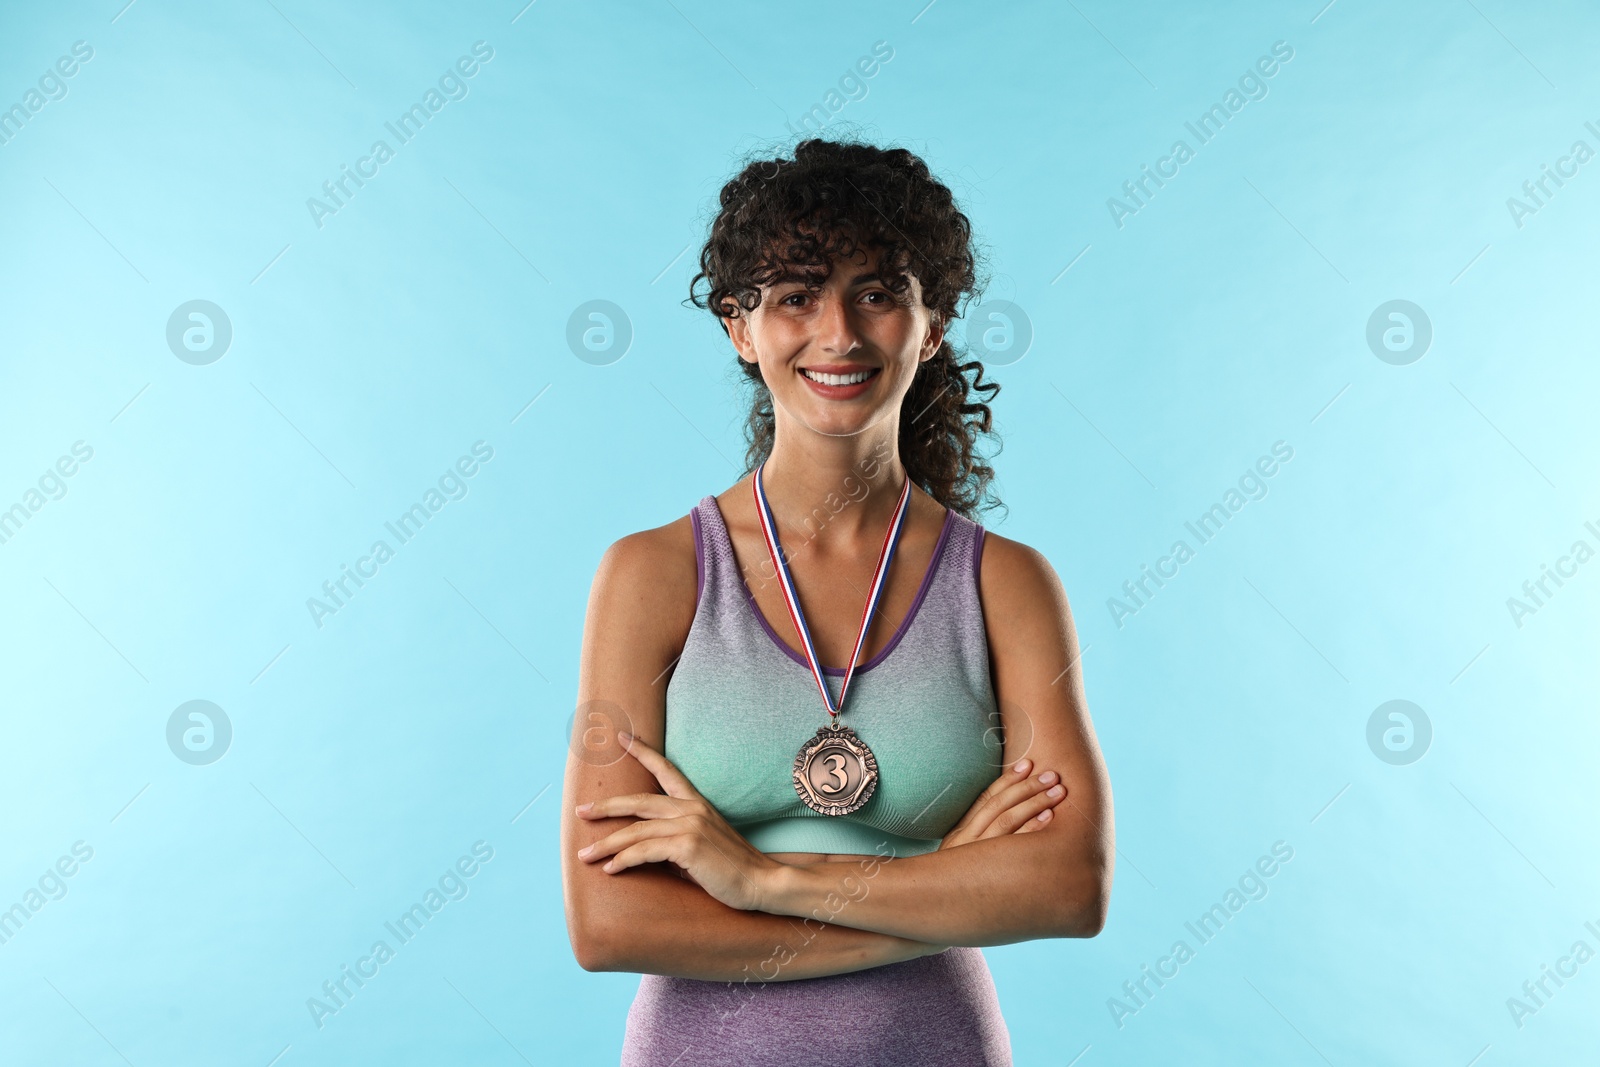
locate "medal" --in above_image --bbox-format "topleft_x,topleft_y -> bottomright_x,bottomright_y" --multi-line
752,460 -> 911,816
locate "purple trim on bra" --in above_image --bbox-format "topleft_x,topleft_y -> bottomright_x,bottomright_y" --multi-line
690,507 -> 706,613
709,496 -> 955,677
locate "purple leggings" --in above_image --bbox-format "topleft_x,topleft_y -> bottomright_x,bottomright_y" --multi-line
620,947 -> 1012,1066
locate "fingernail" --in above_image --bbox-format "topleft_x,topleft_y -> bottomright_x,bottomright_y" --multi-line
575,803 -> 592,815
1012,759 -> 1031,774
1039,771 -> 1058,785
1037,809 -> 1052,821
578,845 -> 593,857
1047,785 -> 1064,797
618,731 -> 633,744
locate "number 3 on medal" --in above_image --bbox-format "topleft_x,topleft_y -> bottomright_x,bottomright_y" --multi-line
819,753 -> 847,794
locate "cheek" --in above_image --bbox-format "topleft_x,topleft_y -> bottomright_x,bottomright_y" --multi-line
889,363 -> 922,399
870,314 -> 928,362
750,319 -> 807,361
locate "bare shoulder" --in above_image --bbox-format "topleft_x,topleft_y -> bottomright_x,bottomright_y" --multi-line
595,513 -> 697,588
582,510 -> 701,677
977,529 -> 1072,620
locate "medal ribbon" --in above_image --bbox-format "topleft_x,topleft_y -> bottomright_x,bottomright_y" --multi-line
752,460 -> 912,719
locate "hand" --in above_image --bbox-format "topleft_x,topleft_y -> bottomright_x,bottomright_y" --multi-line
575,731 -> 783,912
937,757 -> 1066,851
910,760 -> 1066,960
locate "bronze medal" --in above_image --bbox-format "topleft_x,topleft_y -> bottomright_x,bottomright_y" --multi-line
792,722 -> 879,816
753,461 -> 912,817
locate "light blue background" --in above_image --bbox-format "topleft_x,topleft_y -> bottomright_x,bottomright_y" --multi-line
2,1 -> 1596,1064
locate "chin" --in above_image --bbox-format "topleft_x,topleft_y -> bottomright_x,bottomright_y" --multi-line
794,403 -> 895,439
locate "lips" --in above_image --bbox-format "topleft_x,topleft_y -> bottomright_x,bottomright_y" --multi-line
800,366 -> 877,386
798,364 -> 880,399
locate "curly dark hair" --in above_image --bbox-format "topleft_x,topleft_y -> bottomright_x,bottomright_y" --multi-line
688,137 -> 1002,520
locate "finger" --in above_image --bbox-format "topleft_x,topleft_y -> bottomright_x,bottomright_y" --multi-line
986,759 -> 1033,798
967,759 -> 1034,813
617,732 -> 702,800
578,817 -> 694,864
968,769 -> 1059,837
1014,807 -> 1054,834
601,836 -> 687,874
956,760 -> 1038,835
989,782 -> 1066,836
995,770 -> 1062,809
576,794 -> 698,821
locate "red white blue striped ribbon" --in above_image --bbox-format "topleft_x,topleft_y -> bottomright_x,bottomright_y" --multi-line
752,459 -> 912,717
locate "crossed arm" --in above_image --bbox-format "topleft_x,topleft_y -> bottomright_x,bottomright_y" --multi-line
560,519 -> 1113,981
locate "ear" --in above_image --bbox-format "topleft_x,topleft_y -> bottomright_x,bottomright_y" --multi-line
724,301 -> 758,364
919,312 -> 946,362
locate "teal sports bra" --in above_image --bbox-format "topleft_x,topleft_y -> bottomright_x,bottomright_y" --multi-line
663,495 -> 1004,857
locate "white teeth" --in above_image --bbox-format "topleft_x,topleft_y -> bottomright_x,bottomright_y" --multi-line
801,368 -> 874,386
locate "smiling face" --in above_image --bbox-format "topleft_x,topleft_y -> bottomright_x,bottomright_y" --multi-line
724,243 -> 946,442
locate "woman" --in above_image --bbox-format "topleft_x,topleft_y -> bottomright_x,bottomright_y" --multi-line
561,138 -> 1113,1066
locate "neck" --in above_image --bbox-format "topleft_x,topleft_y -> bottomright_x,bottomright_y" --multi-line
758,421 -> 907,546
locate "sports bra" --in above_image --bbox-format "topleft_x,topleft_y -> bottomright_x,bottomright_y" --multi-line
662,494 -> 1004,857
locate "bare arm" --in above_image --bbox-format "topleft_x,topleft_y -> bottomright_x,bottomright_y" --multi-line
561,523 -> 945,981
757,533 -> 1114,945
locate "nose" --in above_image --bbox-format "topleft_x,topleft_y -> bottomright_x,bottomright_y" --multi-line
815,290 -> 863,357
